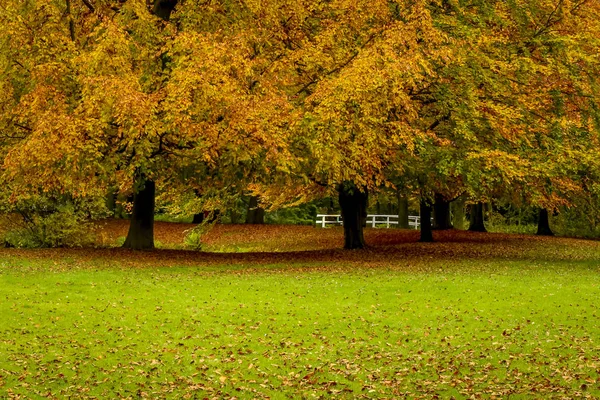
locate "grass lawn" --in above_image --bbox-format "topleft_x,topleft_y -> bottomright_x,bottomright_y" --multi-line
1,224 -> 600,398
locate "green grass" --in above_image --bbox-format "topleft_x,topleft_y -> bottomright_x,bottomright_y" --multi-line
1,251 -> 600,399
154,214 -> 194,224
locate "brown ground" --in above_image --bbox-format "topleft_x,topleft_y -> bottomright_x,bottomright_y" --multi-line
1,219 -> 599,271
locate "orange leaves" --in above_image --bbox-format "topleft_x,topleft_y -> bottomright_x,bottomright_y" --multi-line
2,0 -> 600,220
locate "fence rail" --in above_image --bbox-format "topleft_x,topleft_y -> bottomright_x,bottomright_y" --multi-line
316,214 -> 421,229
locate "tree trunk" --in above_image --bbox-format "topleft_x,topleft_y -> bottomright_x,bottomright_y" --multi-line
452,195 -> 466,230
230,209 -> 241,224
536,208 -> 554,236
105,189 -> 117,217
123,179 -> 155,250
153,0 -> 178,20
192,213 -> 204,224
419,199 -> 434,242
433,193 -> 452,230
338,182 -> 368,249
245,196 -> 265,224
195,210 -> 221,224
469,202 -> 487,232
397,192 -> 410,229
122,0 -> 173,249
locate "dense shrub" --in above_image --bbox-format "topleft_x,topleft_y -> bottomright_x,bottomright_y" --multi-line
265,203 -> 318,225
486,204 -> 538,235
552,206 -> 600,238
1,196 -> 106,248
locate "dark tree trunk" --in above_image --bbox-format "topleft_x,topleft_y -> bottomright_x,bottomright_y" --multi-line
452,195 -> 466,230
192,213 -> 204,224
536,208 -> 554,236
387,201 -> 394,215
230,209 -> 241,224
194,210 -> 220,224
338,183 -> 368,249
397,191 -> 410,229
245,196 -> 265,224
105,189 -> 117,217
123,179 -> 155,250
153,0 -> 178,20
433,193 -> 453,230
469,202 -> 487,232
419,199 -> 434,242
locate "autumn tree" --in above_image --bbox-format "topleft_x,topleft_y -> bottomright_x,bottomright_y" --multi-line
253,0 -> 600,248
2,0 -> 600,251
1,0 -> 293,249
270,0 -> 460,249
397,0 -> 600,241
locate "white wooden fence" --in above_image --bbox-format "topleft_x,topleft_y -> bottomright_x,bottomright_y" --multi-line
316,214 -> 421,229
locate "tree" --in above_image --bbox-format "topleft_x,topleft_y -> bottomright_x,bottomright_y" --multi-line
419,198 -> 434,243
469,203 -> 487,233
281,0 -> 462,248
433,193 -> 453,230
3,0 -> 600,251
397,192 -> 410,229
536,208 -> 554,236
265,0 -> 600,247
1,0 -> 294,249
245,196 -> 265,225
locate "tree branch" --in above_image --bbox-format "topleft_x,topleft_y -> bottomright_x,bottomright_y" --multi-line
14,123 -> 32,132
533,0 -> 564,38
66,0 -> 76,41
81,0 -> 95,12
295,31 -> 381,97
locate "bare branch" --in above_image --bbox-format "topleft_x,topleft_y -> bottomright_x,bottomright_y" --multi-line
81,0 -> 95,12
295,31 -> 381,97
66,0 -> 76,41
533,0 -> 564,38
14,60 -> 30,72
14,123 -> 32,132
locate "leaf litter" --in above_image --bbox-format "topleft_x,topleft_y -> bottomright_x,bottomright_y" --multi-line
1,222 -> 600,398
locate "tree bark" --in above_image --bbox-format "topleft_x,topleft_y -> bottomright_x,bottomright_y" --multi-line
433,193 -> 452,230
123,179 -> 155,250
339,182 -> 368,249
469,202 -> 487,232
192,213 -> 204,224
245,196 -> 265,224
536,208 -> 554,236
452,195 -> 466,230
397,191 -> 410,229
419,199 -> 434,242
153,0 -> 178,20
230,208 -> 241,224
105,189 -> 117,217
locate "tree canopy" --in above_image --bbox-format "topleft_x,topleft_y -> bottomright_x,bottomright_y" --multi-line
1,0 -> 600,249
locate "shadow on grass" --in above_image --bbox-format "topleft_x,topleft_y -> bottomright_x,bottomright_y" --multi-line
2,228 -> 600,273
